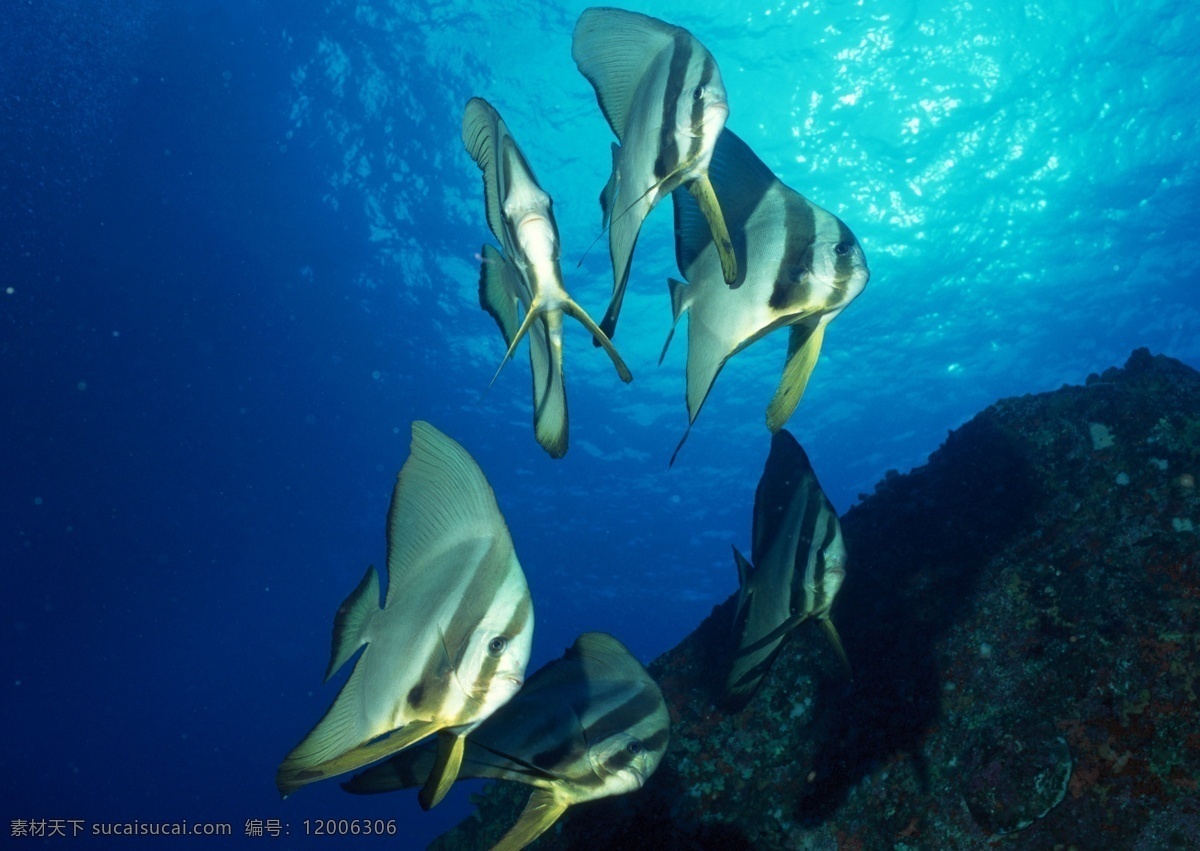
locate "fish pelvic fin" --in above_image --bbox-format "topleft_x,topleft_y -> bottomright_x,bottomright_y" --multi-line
324,564 -> 380,682
487,297 -> 545,393
418,729 -> 466,810
765,321 -> 827,433
491,788 -> 569,851
686,175 -> 737,285
820,617 -> 852,678
560,297 -> 632,382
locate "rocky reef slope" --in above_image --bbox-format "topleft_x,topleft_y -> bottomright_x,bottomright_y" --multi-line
436,349 -> 1200,849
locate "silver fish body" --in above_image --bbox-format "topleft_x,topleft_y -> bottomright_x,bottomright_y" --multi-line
345,632 -> 670,851
276,421 -> 534,801
664,129 -> 869,464
572,7 -> 737,343
725,430 -> 848,710
464,97 -> 631,459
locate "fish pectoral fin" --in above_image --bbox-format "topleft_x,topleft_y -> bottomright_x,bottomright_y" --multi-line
478,244 -> 523,345
686,176 -> 738,286
560,298 -> 632,383
418,729 -> 466,810
491,789 -> 569,851
820,618 -> 852,678
325,564 -> 380,682
765,321 -> 827,433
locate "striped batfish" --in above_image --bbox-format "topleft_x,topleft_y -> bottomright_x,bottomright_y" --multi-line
343,632 -> 670,851
572,7 -> 737,344
725,429 -> 849,711
662,130 -> 869,465
464,97 -> 631,459
276,421 -> 534,812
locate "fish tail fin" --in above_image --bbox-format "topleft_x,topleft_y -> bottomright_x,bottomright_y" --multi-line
491,789 -> 569,851
560,298 -> 632,383
324,564 -> 380,682
418,730 -> 466,810
820,618 -> 852,678
766,321 -> 827,433
659,277 -> 690,365
686,176 -> 737,285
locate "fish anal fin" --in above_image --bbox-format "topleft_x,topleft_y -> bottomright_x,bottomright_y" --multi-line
491,788 -> 569,851
418,729 -> 466,810
277,675 -> 440,800
765,322 -> 827,433
686,176 -> 738,285
325,564 -> 380,682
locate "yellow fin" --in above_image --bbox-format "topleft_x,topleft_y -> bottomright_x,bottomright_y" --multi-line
820,618 -> 852,678
491,788 -> 569,851
277,717 -> 440,798
560,298 -> 632,383
765,322 -> 826,432
418,729 -> 465,810
686,176 -> 737,285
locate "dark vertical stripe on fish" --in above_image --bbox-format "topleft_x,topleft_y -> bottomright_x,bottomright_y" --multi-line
769,198 -> 817,312
685,54 -> 716,165
654,32 -> 693,183
466,587 -> 532,704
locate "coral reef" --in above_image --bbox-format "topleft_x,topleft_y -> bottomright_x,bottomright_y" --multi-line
433,349 -> 1199,849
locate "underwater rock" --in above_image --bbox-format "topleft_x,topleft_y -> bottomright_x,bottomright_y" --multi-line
431,348 -> 1200,849
959,718 -> 1071,835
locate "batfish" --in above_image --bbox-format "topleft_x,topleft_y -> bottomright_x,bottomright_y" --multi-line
663,129 -> 870,464
276,420 -> 534,811
572,7 -> 737,344
725,429 -> 848,710
464,97 -> 631,459
343,632 -> 670,851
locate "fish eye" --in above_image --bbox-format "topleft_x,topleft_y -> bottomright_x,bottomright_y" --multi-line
692,85 -> 705,102
627,741 -> 643,755
834,242 -> 851,256
487,636 -> 508,656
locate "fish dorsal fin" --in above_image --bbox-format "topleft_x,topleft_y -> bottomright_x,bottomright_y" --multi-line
765,320 -> 826,433
478,244 -> 525,346
733,546 -> 754,588
384,422 -> 510,606
672,129 -> 777,277
572,8 -> 678,139
567,632 -> 647,685
462,97 -> 508,241
324,564 -> 380,682
750,430 -> 815,563
492,788 -> 569,851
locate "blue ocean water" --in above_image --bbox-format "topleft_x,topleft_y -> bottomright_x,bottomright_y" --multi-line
3,0 -> 1197,847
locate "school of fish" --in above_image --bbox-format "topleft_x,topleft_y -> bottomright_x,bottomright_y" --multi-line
278,7 -> 866,849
